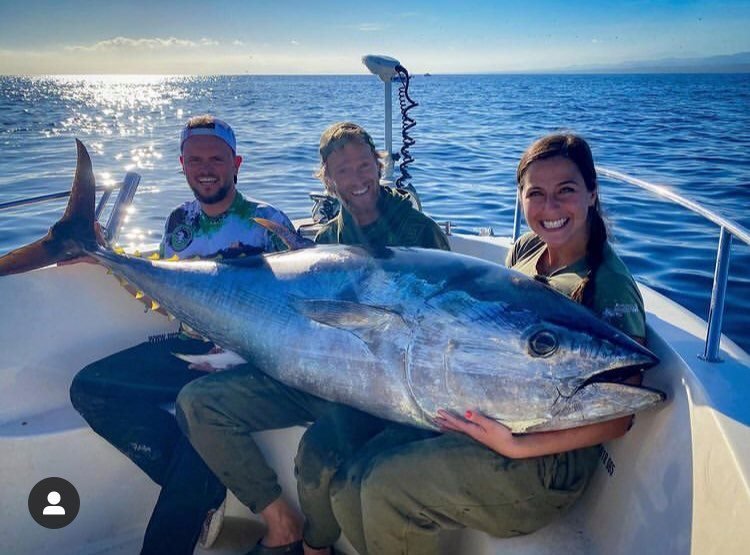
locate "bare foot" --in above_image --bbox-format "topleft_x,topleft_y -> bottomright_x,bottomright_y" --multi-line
259,498 -> 303,547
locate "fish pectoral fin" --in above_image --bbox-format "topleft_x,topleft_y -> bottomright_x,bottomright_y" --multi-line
293,299 -> 407,334
294,299 -> 409,360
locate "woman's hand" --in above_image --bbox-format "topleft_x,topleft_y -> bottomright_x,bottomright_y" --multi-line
436,407 -> 634,459
436,409 -> 518,456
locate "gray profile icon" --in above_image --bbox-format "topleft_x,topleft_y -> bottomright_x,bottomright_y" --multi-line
42,491 -> 66,515
29,477 -> 79,528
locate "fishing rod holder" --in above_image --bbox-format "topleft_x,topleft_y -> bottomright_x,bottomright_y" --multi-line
103,172 -> 141,243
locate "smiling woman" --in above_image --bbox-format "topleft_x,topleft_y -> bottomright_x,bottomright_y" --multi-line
520,156 -> 596,273
511,134 -> 645,337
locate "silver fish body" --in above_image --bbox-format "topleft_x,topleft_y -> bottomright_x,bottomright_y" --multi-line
98,243 -> 663,433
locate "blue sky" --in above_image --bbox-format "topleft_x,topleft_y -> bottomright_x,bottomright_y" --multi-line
0,0 -> 748,74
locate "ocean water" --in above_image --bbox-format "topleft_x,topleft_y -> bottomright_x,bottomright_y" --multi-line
0,73 -> 748,353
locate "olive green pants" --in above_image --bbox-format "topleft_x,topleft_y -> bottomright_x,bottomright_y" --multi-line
295,406 -> 387,548
330,425 -> 600,555
175,365 -> 383,548
176,364 -> 334,514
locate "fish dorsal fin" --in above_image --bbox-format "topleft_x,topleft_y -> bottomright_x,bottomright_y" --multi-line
253,217 -> 314,251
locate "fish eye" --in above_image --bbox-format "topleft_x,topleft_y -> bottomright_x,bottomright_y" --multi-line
529,330 -> 558,357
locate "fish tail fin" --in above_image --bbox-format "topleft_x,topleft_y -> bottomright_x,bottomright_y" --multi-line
0,139 -> 98,276
254,217 -> 314,251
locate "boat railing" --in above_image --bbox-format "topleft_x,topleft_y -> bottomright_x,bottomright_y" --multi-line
0,172 -> 141,244
512,166 -> 750,363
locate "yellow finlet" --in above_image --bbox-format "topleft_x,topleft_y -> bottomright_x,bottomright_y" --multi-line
114,246 -> 125,255
151,300 -> 160,311
148,253 -> 160,260
167,255 -> 180,262
134,291 -> 144,299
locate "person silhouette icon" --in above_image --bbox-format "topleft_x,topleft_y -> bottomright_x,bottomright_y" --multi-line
29,477 -> 79,528
42,491 -> 66,515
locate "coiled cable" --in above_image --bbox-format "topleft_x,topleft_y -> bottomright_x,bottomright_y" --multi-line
395,64 -> 418,204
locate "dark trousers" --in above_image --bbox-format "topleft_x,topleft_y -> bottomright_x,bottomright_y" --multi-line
69,335 -> 226,555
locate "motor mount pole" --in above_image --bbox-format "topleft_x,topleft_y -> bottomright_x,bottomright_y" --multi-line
362,54 -> 400,185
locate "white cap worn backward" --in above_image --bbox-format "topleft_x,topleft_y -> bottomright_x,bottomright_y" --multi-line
180,117 -> 237,154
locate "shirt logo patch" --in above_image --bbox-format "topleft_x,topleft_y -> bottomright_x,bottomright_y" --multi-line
170,224 -> 193,252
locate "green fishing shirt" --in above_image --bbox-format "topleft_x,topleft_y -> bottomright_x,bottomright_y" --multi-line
159,191 -> 293,259
314,187 -> 450,250
506,232 -> 646,341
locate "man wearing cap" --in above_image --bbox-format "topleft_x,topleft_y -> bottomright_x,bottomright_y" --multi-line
69,115 -> 297,555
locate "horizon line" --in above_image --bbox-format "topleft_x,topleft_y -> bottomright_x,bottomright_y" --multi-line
2,69 -> 750,78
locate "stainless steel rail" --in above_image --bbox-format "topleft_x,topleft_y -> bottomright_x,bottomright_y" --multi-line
0,172 -> 141,244
0,187 -> 110,214
103,172 -> 141,242
512,166 -> 750,362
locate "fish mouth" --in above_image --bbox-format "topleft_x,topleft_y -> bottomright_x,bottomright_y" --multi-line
552,354 -> 666,419
571,345 -> 660,398
578,364 -> 652,391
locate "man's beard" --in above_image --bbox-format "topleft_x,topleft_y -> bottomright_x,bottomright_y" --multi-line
190,179 -> 233,205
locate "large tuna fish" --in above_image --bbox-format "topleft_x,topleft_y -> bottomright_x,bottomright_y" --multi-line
0,141 -> 664,432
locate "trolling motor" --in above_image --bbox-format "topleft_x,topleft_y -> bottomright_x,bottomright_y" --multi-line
361,54 -> 421,211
